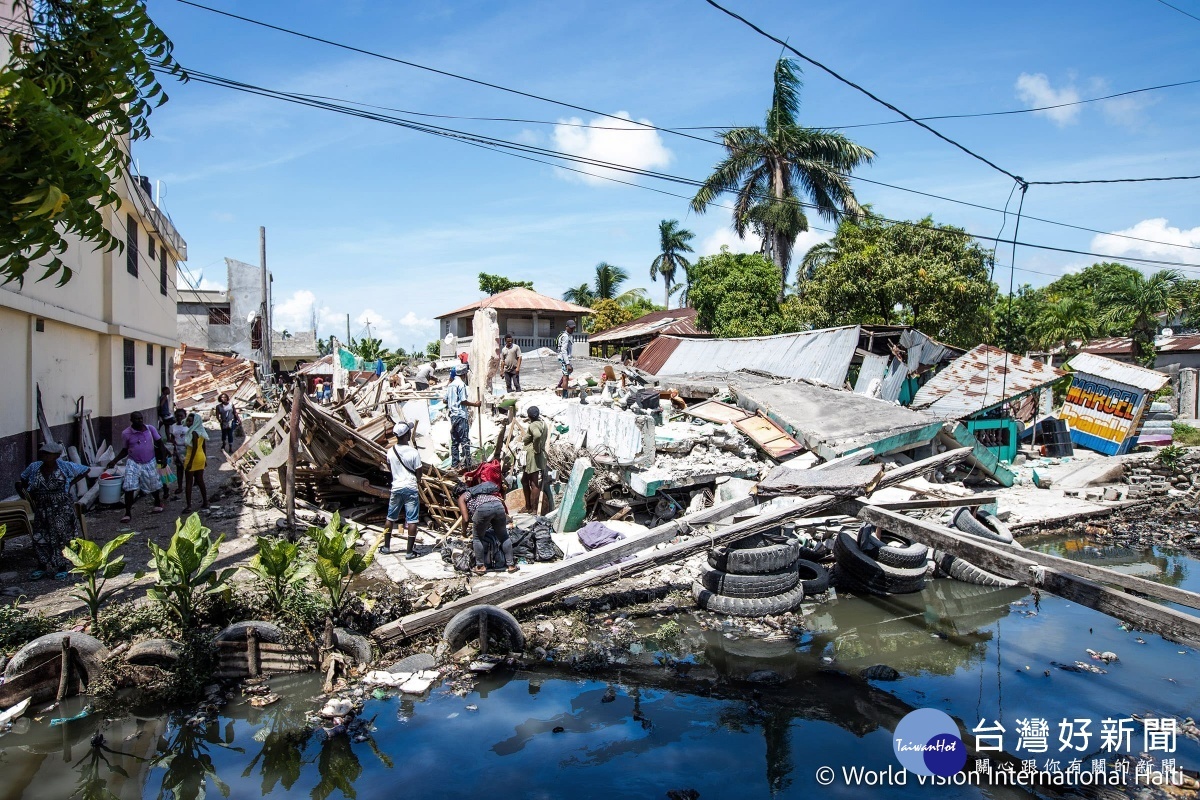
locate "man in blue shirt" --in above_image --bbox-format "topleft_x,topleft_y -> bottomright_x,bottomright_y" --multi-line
445,366 -> 480,470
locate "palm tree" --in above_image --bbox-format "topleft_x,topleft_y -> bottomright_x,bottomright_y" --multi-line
650,219 -> 695,309
1033,297 -> 1092,355
592,262 -> 629,300
1097,268 -> 1185,365
562,283 -> 595,306
691,58 -> 875,301
798,239 -> 837,285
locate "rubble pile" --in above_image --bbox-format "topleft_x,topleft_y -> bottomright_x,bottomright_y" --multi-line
174,345 -> 262,412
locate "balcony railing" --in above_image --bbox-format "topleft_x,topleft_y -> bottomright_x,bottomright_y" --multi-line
442,333 -> 588,356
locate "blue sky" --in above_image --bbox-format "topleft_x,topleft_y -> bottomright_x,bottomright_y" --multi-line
139,0 -> 1200,351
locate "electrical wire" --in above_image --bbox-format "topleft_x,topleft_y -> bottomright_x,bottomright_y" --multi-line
170,66 -> 1200,273
701,0 -> 1025,183
1028,174 -> 1200,185
1151,0 -> 1200,23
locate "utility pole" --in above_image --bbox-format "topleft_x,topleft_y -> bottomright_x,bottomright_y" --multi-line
365,318 -> 372,341
346,314 -> 351,346
259,226 -> 271,376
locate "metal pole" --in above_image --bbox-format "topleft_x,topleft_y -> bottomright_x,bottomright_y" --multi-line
346,313 -> 351,345
285,379 -> 303,539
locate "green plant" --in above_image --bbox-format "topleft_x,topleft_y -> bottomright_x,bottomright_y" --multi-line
0,596 -> 56,652
245,537 -> 312,614
653,620 -> 683,653
62,533 -> 134,626
1157,445 -> 1188,471
146,514 -> 238,630
307,513 -> 377,616
1173,423 -> 1200,447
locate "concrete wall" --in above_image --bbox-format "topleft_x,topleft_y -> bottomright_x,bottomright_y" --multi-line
226,258 -> 266,360
0,170 -> 185,491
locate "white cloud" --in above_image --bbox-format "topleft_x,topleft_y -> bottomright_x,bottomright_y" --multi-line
1089,218 -> 1200,268
1014,73 -> 1082,126
352,308 -> 436,349
177,264 -> 224,291
551,112 -> 672,186
1099,94 -> 1157,130
699,226 -> 762,256
274,290 -> 326,335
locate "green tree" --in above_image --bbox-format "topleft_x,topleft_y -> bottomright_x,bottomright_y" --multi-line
1033,296 -> 1093,353
1041,261 -> 1143,338
349,336 -> 388,362
1,0 -> 183,285
562,283 -> 595,306
592,262 -> 629,300
650,219 -> 695,309
1098,268 -> 1185,365
790,216 -> 997,348
690,58 -> 875,301
478,272 -> 533,294
587,299 -> 634,333
425,340 -> 441,359
992,284 -> 1045,355
687,249 -> 784,337
245,537 -> 312,614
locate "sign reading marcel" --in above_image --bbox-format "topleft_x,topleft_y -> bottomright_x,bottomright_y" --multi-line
1060,375 -> 1148,456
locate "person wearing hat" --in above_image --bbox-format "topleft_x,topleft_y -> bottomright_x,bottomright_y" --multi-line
18,442 -> 89,579
444,366 -> 480,470
557,320 -> 577,399
381,421 -> 422,557
522,406 -> 549,514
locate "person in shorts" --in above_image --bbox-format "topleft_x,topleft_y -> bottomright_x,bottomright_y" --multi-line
106,411 -> 165,524
381,422 -> 422,559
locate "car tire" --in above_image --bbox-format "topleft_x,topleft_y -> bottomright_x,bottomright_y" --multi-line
691,581 -> 805,617
696,564 -> 800,599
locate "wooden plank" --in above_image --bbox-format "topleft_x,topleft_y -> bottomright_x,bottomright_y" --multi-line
343,404 -> 364,428
874,495 -> 997,510
734,412 -> 805,459
683,399 -> 750,425
373,494 -> 759,644
231,406 -> 286,462
849,501 -> 1200,646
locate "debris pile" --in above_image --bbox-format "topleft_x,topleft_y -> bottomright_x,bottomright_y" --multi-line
174,345 -> 262,412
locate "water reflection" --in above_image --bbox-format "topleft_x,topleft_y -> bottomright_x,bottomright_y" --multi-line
1027,535 -> 1190,589
150,713 -> 244,800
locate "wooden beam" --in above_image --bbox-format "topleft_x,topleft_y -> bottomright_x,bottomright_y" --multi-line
848,500 -> 1200,646
873,495 -> 997,511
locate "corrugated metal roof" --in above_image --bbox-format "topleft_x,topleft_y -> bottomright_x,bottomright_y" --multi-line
911,344 -> 1067,419
436,287 -> 593,319
1066,352 -> 1170,391
588,308 -> 708,344
635,326 -> 861,386
1079,333 -> 1200,356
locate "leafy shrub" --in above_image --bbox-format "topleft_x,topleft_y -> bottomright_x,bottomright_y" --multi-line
0,597 -> 56,652
1173,423 -> 1200,447
307,513 -> 377,617
63,533 -> 134,625
147,514 -> 238,631
1158,445 -> 1188,471
245,537 -> 312,613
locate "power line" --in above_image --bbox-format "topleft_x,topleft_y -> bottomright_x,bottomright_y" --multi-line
1151,0 -> 1200,23
1029,174 -> 1200,185
701,0 -> 1025,184
172,66 -> 1200,274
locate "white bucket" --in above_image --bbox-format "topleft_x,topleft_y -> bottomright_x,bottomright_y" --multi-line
98,476 -> 124,505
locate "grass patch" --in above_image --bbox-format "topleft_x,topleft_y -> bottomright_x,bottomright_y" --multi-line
1173,423 -> 1200,447
0,597 -> 56,653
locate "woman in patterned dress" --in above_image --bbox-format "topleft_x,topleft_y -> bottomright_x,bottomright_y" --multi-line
18,442 -> 89,580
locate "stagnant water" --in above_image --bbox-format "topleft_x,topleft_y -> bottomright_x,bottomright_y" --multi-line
2,536 -> 1198,799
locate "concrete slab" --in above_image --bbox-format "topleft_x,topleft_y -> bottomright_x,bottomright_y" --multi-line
734,381 -> 945,460
554,458 -> 593,533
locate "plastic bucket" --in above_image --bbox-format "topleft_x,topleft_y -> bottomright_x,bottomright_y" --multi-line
98,476 -> 124,505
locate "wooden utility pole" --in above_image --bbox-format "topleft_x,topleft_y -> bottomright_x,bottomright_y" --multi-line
346,314 -> 351,346
260,226 -> 271,376
284,379 -> 303,539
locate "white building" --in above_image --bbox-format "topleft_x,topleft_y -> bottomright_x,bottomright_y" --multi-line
0,175 -> 187,490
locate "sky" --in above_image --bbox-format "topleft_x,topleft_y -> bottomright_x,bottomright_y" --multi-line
137,0 -> 1200,351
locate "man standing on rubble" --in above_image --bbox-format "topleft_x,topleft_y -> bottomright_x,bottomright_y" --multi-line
445,366 -> 480,470
556,319 -> 576,399
522,406 -> 548,514
500,333 -> 522,393
381,421 -> 422,558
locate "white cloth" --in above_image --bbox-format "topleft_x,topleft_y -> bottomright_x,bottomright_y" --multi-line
387,444 -> 421,491
169,423 -> 189,454
123,459 -> 161,493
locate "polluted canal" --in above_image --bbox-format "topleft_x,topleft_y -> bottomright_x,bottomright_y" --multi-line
3,554 -> 1199,800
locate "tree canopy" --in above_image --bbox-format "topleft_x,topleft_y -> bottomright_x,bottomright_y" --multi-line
1,0 -> 183,285
791,216 -> 996,349
587,299 -> 634,333
687,249 -> 786,337
650,219 -> 694,309
691,58 -> 874,301
478,272 -> 533,294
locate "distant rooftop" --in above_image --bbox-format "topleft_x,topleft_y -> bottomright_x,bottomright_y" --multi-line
588,307 -> 708,344
436,287 -> 593,319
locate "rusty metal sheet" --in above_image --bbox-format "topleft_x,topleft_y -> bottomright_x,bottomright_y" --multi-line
911,344 -> 1067,420
734,413 -> 805,459
683,399 -> 751,425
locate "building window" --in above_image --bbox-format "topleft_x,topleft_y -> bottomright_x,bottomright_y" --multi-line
123,339 -> 136,399
35,318 -> 45,332
160,346 -> 168,392
126,213 -> 138,276
250,317 -> 263,351
148,236 -> 156,261
159,248 -> 168,296
208,307 -> 231,325
146,342 -> 154,366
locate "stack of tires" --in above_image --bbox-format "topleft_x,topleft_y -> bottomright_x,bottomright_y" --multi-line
692,533 -> 829,617
832,525 -> 929,595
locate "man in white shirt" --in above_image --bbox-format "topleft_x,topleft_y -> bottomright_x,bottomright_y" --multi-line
382,422 -> 423,558
413,361 -> 437,391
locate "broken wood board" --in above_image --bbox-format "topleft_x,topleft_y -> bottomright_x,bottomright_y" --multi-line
757,463 -> 883,497
734,412 -> 805,459
681,399 -> 750,425
872,495 -> 997,511
848,500 -> 1200,645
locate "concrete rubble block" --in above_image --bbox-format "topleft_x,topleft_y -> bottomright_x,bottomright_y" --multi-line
468,307 -> 501,401
566,403 -> 656,467
553,458 -> 594,534
716,477 -> 758,504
